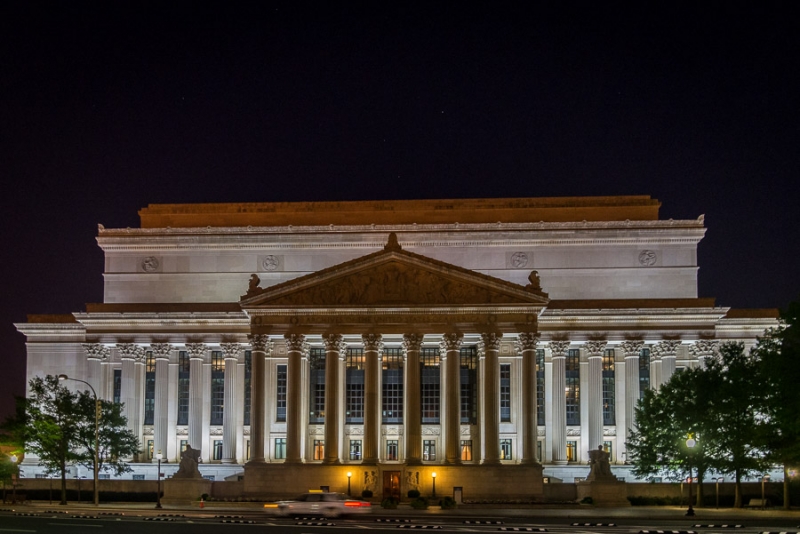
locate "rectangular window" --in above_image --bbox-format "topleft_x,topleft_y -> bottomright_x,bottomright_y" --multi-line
537,440 -> 542,462
113,369 -> 122,404
346,349 -> 364,424
603,440 -> 613,461
244,350 -> 252,425
147,439 -> 154,460
213,440 -> 223,460
144,353 -> 155,424
180,440 -> 188,453
309,348 -> 326,424
382,348 -> 403,424
603,349 -> 616,425
386,439 -> 398,461
536,349 -> 545,426
313,439 -> 325,461
276,364 -> 287,422
639,348 -> 651,398
421,347 -> 440,424
566,440 -> 577,462
275,438 -> 286,459
566,349 -> 580,426
349,439 -> 362,461
423,440 -> 436,461
500,363 -> 511,422
460,440 -> 473,461
500,439 -> 513,460
210,351 -> 224,426
177,351 -> 190,425
133,474 -> 145,481
460,346 -> 477,424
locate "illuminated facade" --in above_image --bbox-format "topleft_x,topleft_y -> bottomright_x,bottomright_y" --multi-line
16,196 -> 776,498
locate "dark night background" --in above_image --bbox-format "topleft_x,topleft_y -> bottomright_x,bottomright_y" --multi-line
1,1 -> 798,421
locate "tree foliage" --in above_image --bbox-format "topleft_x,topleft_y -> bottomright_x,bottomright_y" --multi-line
73,391 -> 139,476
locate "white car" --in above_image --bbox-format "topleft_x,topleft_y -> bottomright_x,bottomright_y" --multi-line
267,491 -> 372,518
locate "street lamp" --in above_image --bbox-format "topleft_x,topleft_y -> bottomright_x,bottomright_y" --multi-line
431,472 -> 437,498
155,450 -> 163,509
346,471 -> 352,496
685,436 -> 696,517
761,474 -> 770,510
716,477 -> 723,509
58,374 -> 100,506
9,454 -> 18,504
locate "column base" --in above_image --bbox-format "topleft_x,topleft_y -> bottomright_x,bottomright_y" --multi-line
553,459 -> 568,466
481,459 -> 501,466
245,457 -> 267,466
405,459 -> 423,466
221,458 -> 236,464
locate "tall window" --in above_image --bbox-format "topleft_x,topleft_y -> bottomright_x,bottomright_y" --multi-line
144,351 -> 155,425
603,440 -> 613,460
349,440 -> 362,461
177,351 -> 190,425
500,439 -> 513,460
309,348 -> 326,424
423,440 -> 436,461
460,346 -> 477,424
346,348 -> 364,424
382,348 -> 403,423
213,440 -> 223,460
421,347 -> 440,424
602,349 -> 616,425
639,348 -> 651,398
566,440 -> 577,462
460,440 -> 473,461
210,351 -> 224,425
500,364 -> 511,422
113,369 -> 121,404
313,439 -> 325,461
276,364 -> 287,422
386,439 -> 398,461
244,350 -> 251,425
275,438 -> 286,460
536,349 -> 545,426
566,349 -> 580,426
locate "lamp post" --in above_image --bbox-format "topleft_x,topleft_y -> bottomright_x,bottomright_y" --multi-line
10,454 -> 18,504
761,474 -> 770,510
155,450 -> 163,509
685,436 -> 696,517
58,374 -> 100,506
716,477 -> 723,509
346,471 -> 352,496
431,472 -> 437,498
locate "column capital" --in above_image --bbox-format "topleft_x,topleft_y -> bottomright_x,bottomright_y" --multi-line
83,343 -> 110,361
689,339 -> 719,358
620,340 -> 644,357
480,332 -> 502,352
548,340 -> 571,357
284,333 -> 308,353
221,342 -> 245,360
362,333 -> 384,352
117,343 -> 138,360
652,339 -> 681,358
439,332 -> 463,353
323,333 -> 346,353
585,339 -> 607,356
185,342 -> 207,360
150,343 -> 173,360
515,332 -> 540,354
247,334 -> 273,354
401,333 -> 424,353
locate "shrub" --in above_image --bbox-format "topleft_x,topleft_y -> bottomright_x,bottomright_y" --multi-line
407,489 -> 421,499
580,496 -> 593,505
410,496 -> 428,509
439,496 -> 457,509
201,493 -> 209,501
381,496 -> 399,509
361,489 -> 373,498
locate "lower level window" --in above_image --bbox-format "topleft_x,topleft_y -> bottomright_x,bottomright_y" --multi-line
566,440 -> 578,462
275,438 -> 286,459
213,440 -> 223,460
423,440 -> 436,461
603,440 -> 613,460
313,439 -> 325,460
349,440 -> 362,460
500,439 -> 512,460
386,439 -> 398,461
460,440 -> 472,461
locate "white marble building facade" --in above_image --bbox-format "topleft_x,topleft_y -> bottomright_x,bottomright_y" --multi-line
16,197 -> 777,487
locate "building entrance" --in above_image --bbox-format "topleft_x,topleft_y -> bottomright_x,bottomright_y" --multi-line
382,471 -> 401,500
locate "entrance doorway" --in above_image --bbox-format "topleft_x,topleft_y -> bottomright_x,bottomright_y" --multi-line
382,471 -> 401,500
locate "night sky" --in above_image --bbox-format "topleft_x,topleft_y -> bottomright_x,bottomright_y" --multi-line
2,2 -> 799,421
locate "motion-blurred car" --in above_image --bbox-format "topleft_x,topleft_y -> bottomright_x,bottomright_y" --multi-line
265,491 -> 372,518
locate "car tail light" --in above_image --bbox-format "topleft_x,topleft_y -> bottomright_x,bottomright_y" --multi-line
345,501 -> 370,507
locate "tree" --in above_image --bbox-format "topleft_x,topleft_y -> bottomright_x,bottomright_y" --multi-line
699,342 -> 771,508
627,367 -> 713,506
755,301 -> 800,509
73,391 -> 139,477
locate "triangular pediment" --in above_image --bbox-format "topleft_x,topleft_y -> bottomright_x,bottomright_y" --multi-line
241,234 -> 549,309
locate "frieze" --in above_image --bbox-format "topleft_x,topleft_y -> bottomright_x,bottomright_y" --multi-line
422,427 -> 441,435
346,427 -> 364,435
177,428 -> 188,436
603,428 -> 617,436
308,426 -> 324,435
252,312 -> 537,326
537,428 -> 545,436
143,427 -> 154,436
210,428 -> 222,436
381,426 -> 403,435
566,428 -> 581,436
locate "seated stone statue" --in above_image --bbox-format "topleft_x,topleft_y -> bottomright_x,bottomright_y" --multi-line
587,445 -> 615,480
172,444 -> 202,479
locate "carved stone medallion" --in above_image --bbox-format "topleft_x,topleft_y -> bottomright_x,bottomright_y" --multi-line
141,256 -> 160,272
638,250 -> 657,266
510,252 -> 529,268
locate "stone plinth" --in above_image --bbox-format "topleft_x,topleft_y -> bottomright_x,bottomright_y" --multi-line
163,478 -> 212,505
576,479 -> 631,507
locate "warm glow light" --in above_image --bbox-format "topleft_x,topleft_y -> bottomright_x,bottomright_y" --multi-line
432,472 -> 437,478
10,455 -> 18,463
347,471 -> 352,478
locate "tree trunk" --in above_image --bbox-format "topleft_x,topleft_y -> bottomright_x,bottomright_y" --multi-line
734,470 -> 742,508
59,464 -> 67,505
784,464 -> 790,510
696,467 -> 705,508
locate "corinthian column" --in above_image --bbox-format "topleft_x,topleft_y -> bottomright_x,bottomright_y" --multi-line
585,340 -> 607,451
151,343 -> 173,462
284,334 -> 307,463
689,339 -> 719,369
481,333 -> 502,465
402,333 -> 424,465
117,344 -> 139,445
83,344 -> 106,398
323,334 -> 346,464
221,342 -> 244,463
516,332 -> 540,464
186,343 -> 207,456
362,334 -> 383,465
653,340 -> 681,387
246,336 -> 271,464
441,333 -> 463,465
621,340 -> 643,451
548,340 -> 570,465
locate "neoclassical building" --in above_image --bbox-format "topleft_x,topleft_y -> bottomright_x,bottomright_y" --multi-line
16,196 -> 776,498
